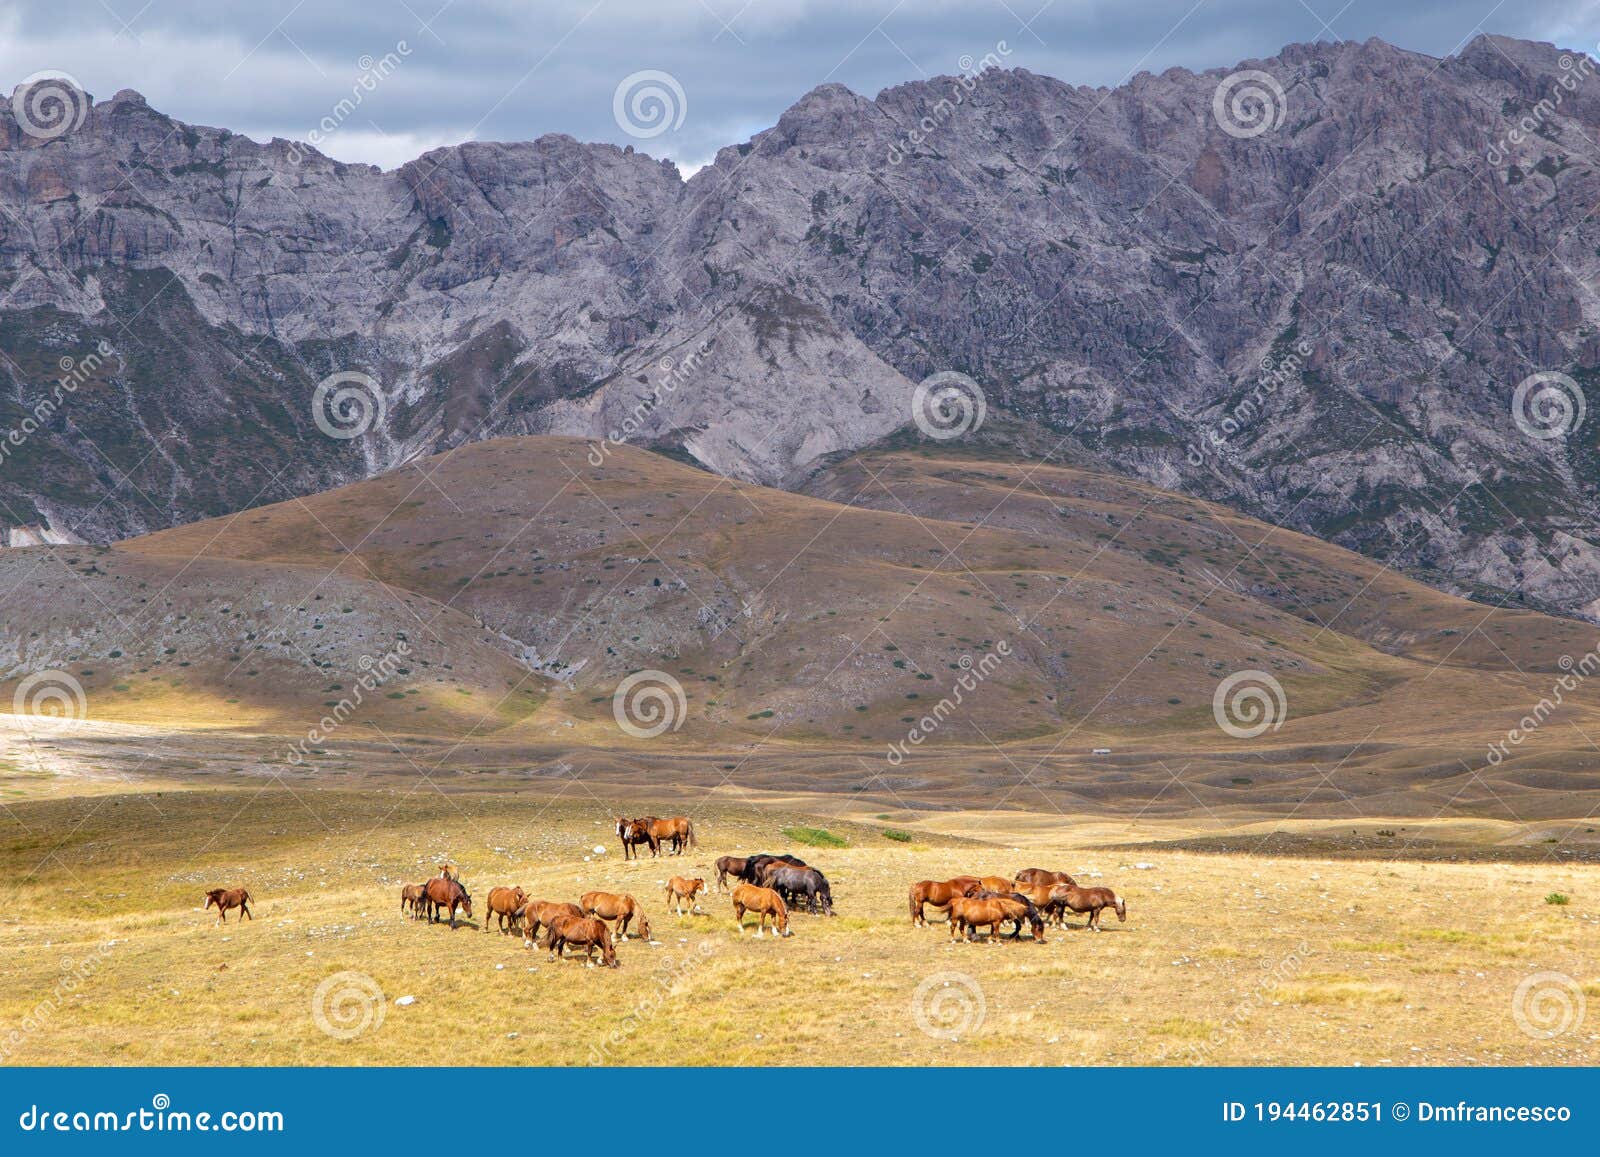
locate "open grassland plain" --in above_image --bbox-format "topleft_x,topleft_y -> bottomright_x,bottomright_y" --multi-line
1,783 -> 1596,1067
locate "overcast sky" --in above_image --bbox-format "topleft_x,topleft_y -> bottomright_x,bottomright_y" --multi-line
3,1 -> 1598,172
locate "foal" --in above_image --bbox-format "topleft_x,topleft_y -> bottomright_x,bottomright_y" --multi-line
664,876 -> 706,915
204,888 -> 252,925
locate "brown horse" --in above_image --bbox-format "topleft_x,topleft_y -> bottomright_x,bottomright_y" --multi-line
1009,882 -> 1064,921
484,886 -> 528,934
400,883 -> 428,919
423,876 -> 472,928
615,817 -> 657,860
908,877 -> 982,926
545,914 -> 619,967
977,875 -> 1014,895
1014,867 -> 1077,889
665,876 -> 705,915
204,888 -> 252,925
579,891 -> 652,941
521,899 -> 584,947
731,883 -> 789,937
645,816 -> 696,856
436,863 -> 458,882
949,894 -> 1045,943
1049,884 -> 1126,930
714,855 -> 747,891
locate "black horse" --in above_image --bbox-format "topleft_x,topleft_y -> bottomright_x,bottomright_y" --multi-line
762,865 -> 834,915
738,853 -> 806,885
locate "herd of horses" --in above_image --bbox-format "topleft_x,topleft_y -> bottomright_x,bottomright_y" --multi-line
910,868 -> 1126,942
200,818 -> 1132,970
385,854 -> 813,965
397,864 -> 638,967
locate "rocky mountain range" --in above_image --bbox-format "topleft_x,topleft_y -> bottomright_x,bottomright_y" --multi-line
4,33 -> 1600,619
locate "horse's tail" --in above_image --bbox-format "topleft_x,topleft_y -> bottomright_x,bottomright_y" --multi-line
686,820 -> 697,848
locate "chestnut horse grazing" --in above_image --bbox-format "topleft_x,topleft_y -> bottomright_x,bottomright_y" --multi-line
400,883 -> 428,919
615,817 -> 657,860
1015,868 -> 1077,889
645,816 -> 696,856
908,877 -> 982,926
731,883 -> 789,937
521,900 -> 584,947
1009,882 -> 1065,922
949,894 -> 1045,943
545,914 -> 619,967
580,891 -> 651,941
714,856 -> 747,891
484,886 -> 528,934
423,877 -> 472,928
665,877 -> 705,915
1049,884 -> 1125,930
204,888 -> 252,925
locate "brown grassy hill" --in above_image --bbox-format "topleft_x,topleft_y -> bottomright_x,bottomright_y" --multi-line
110,436 -> 1600,762
0,545 -> 544,734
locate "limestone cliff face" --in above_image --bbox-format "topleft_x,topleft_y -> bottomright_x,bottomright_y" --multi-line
4,36 -> 1600,617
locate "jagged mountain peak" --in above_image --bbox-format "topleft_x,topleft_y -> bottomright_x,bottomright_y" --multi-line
2,35 -> 1600,622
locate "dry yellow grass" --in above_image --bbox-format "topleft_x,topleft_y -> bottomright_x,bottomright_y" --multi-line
1,782 -> 1595,1067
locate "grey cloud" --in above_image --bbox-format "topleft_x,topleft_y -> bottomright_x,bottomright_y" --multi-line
3,0 -> 1598,170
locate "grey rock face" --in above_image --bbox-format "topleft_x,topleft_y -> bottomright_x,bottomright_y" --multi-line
3,36 -> 1600,618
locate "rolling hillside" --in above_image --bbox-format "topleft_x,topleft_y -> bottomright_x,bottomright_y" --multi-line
85,436 -> 1600,765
